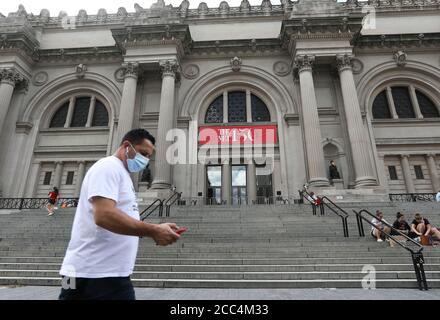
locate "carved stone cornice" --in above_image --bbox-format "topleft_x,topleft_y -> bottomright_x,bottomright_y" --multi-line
159,60 -> 179,79
37,46 -> 123,64
354,33 -> 440,52
281,15 -> 363,55
0,23 -> 40,62
111,24 -> 193,59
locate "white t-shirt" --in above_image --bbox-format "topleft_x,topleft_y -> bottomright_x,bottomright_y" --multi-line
60,156 -> 140,278
436,192 -> 440,202
371,217 -> 389,232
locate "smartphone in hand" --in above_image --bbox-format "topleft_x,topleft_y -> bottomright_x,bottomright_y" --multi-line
176,227 -> 188,235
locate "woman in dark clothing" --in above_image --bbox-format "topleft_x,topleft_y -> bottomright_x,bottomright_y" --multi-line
391,212 -> 418,239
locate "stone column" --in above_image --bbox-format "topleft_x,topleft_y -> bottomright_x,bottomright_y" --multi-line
337,54 -> 377,188
400,154 -> 415,194
152,60 -> 179,189
426,154 -> 440,192
222,161 -> 232,205
74,161 -> 87,197
115,63 -> 139,144
53,161 -> 64,189
295,55 -> 329,187
0,68 -> 26,136
64,97 -> 75,128
247,160 -> 257,205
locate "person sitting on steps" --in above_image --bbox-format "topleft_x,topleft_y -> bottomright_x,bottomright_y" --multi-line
411,213 -> 440,242
371,210 -> 391,243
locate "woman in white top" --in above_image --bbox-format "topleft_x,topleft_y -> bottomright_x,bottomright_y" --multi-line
371,210 -> 391,243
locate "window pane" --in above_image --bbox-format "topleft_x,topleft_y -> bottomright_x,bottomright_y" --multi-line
232,166 -> 247,187
43,172 -> 52,185
50,102 -> 69,128
207,166 -> 222,187
416,91 -> 440,118
71,97 -> 91,127
372,91 -> 391,119
414,165 -> 424,180
66,171 -> 74,185
392,87 -> 415,119
228,91 -> 247,123
92,100 -> 109,126
251,94 -> 271,122
388,166 -> 398,181
205,95 -> 223,123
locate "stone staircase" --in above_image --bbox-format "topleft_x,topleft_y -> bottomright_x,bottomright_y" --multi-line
0,202 -> 439,289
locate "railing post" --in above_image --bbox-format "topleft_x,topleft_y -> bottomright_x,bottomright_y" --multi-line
320,203 -> 324,216
411,252 -> 429,291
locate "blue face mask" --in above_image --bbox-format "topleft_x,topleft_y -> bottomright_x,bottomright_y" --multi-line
126,143 -> 150,173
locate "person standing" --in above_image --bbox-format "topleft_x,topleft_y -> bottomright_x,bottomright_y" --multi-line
436,190 -> 440,203
47,187 -> 60,216
59,129 -> 182,300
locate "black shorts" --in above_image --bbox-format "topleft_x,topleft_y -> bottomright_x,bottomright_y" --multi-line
59,277 -> 135,300
48,199 -> 56,205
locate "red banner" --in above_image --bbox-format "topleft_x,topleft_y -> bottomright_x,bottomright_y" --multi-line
199,125 -> 278,145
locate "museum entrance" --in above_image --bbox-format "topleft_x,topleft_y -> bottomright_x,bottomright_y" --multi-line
205,164 -> 273,205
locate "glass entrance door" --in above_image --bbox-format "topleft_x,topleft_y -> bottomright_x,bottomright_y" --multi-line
232,165 -> 247,205
206,166 -> 222,205
256,173 -> 273,204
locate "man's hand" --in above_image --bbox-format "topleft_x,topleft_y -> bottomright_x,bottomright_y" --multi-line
152,223 -> 180,246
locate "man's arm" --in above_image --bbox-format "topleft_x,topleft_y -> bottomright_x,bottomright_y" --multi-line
425,224 -> 432,236
91,197 -> 180,246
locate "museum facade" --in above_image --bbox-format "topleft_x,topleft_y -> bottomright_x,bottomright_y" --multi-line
0,0 -> 439,204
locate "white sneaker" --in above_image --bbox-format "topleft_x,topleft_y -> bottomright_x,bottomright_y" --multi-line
47,212 -> 54,216
54,207 -> 58,210
377,239 -> 383,243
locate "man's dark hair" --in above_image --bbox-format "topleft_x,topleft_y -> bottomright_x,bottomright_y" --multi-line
121,129 -> 156,146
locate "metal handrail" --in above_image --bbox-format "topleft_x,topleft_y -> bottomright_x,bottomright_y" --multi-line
298,190 -> 324,216
320,196 -> 349,238
353,209 -> 428,291
164,192 -> 182,217
140,199 -> 163,221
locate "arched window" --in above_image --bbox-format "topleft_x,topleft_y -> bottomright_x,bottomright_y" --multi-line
417,91 -> 440,118
49,101 -> 69,128
372,91 -> 391,119
392,87 -> 415,119
49,95 -> 109,128
372,86 -> 440,120
204,90 -> 271,124
251,94 -> 271,122
205,95 -> 223,124
228,91 -> 247,123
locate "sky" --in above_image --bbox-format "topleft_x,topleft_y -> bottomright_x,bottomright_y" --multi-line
1,0 -> 287,16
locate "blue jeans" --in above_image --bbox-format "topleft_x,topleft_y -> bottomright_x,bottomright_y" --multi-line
58,277 -> 136,300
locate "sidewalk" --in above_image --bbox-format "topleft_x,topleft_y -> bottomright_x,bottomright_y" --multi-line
1,286 -> 440,300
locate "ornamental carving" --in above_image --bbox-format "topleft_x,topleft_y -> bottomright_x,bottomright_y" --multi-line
32,71 -> 49,86
240,0 -> 251,12
230,56 -> 242,72
183,64 -> 200,80
394,50 -> 408,67
273,61 -> 291,77
0,68 -> 26,86
336,54 -> 354,71
179,0 -> 190,17
198,2 -> 209,15
295,55 -> 315,72
160,60 -> 179,78
351,58 -> 364,74
114,67 -> 126,83
75,64 -> 87,78
219,1 -> 230,15
122,62 -> 139,78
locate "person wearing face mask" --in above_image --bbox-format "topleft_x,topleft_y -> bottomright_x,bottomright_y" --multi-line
59,129 -> 182,300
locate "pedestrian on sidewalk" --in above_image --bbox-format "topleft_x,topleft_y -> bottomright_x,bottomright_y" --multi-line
59,129 -> 182,300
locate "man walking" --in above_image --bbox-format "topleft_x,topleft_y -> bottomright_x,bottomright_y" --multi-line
59,129 -> 181,300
